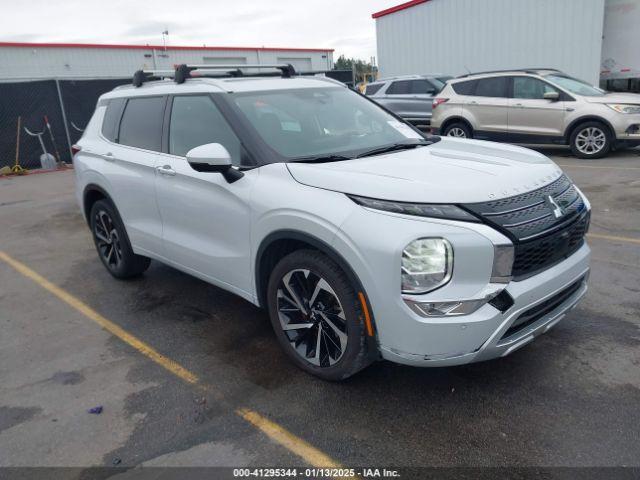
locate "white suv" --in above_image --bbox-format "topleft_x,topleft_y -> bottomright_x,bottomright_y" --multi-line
74,64 -> 591,380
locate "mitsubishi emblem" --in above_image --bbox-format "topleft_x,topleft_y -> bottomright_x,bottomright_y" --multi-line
546,196 -> 564,219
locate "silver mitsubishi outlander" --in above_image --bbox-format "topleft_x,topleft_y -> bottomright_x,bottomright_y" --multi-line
74,63 -> 591,380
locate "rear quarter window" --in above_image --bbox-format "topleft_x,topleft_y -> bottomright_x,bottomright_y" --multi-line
118,96 -> 166,151
452,80 -> 476,95
101,98 -> 125,142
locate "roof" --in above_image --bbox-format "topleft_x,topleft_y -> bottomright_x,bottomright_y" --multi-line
372,0 -> 431,19
103,76 -> 344,99
0,41 -> 333,53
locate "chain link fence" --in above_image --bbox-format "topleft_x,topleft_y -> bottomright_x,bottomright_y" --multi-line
0,78 -> 129,169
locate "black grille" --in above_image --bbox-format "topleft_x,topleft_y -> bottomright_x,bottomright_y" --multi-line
464,175 -> 589,279
500,276 -> 585,339
511,211 -> 589,278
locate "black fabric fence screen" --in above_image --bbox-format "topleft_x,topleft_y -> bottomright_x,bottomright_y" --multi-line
0,78 -> 129,169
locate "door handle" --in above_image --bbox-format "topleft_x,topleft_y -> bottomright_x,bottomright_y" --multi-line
102,152 -> 115,161
470,101 -> 478,105
156,165 -> 176,176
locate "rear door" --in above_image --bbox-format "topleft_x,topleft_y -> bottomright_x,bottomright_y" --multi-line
507,76 -> 566,141
154,94 -> 255,295
104,95 -> 166,255
464,76 -> 510,139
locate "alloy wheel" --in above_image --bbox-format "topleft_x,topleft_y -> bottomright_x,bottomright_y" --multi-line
575,127 -> 606,155
276,269 -> 348,367
447,127 -> 467,138
94,210 -> 123,269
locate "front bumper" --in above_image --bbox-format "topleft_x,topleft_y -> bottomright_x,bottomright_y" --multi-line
379,242 -> 590,367
610,113 -> 640,144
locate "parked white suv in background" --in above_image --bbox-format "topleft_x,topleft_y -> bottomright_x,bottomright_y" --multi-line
74,64 -> 591,380
431,69 -> 640,158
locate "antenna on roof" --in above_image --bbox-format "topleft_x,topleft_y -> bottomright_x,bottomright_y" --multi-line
161,29 -> 169,51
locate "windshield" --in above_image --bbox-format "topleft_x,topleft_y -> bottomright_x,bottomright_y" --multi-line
231,87 -> 429,161
546,74 -> 605,97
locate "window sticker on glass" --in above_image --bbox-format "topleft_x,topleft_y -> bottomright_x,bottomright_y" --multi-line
387,120 -> 423,139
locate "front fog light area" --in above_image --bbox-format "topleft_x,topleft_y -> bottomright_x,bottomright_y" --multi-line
402,238 -> 453,294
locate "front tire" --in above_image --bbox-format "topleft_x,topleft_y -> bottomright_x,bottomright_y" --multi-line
89,199 -> 150,279
266,250 -> 373,381
443,122 -> 473,139
570,121 -> 612,159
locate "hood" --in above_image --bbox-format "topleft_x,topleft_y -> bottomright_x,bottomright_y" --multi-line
584,92 -> 640,104
286,138 -> 563,204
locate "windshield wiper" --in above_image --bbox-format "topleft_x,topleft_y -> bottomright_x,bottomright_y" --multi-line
355,141 -> 430,159
292,154 -> 355,163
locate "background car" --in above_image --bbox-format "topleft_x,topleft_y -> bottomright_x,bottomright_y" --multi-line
364,74 -> 452,130
430,68 -> 640,159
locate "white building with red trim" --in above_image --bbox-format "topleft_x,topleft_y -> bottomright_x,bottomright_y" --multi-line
0,42 -> 334,81
372,0 -> 639,90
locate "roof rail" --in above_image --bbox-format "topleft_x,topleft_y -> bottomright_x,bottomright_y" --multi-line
132,63 -> 297,87
456,68 -> 561,78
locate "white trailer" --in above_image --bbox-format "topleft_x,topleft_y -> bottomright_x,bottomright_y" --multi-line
373,0 -> 605,86
600,0 -> 640,91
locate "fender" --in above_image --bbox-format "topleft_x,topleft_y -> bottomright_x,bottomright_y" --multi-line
254,229 -> 379,354
82,183 -> 118,225
440,116 -> 474,133
564,116 -> 616,141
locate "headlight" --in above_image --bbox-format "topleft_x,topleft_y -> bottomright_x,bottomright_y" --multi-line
349,195 -> 479,222
402,238 -> 453,294
606,104 -> 640,114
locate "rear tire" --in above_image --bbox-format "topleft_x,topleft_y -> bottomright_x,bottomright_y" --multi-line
266,249 -> 373,381
569,121 -> 612,159
89,199 -> 150,279
443,122 -> 473,139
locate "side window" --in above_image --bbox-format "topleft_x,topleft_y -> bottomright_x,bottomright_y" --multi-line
513,77 -> 557,99
365,83 -> 384,95
410,79 -> 436,94
101,98 -> 125,142
474,77 -> 508,98
386,80 -> 411,95
118,97 -> 165,151
452,80 -> 476,95
169,95 -> 242,166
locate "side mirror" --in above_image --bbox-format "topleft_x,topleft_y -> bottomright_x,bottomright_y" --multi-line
186,143 -> 244,183
543,91 -> 560,101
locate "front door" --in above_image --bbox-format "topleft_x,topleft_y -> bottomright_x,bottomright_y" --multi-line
154,94 -> 255,296
507,76 -> 567,142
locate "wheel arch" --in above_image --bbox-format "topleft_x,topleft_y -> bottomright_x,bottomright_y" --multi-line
440,116 -> 474,134
565,116 -> 616,143
255,230 -> 367,309
82,184 -> 117,226
255,229 -> 379,355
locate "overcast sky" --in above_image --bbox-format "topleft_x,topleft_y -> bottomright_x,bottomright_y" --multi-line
0,0 -> 398,61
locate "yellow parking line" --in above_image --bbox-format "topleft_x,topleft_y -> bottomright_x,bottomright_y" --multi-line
587,233 -> 640,246
237,408 -> 342,468
0,250 -> 342,468
558,163 -> 640,171
0,251 -> 198,384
